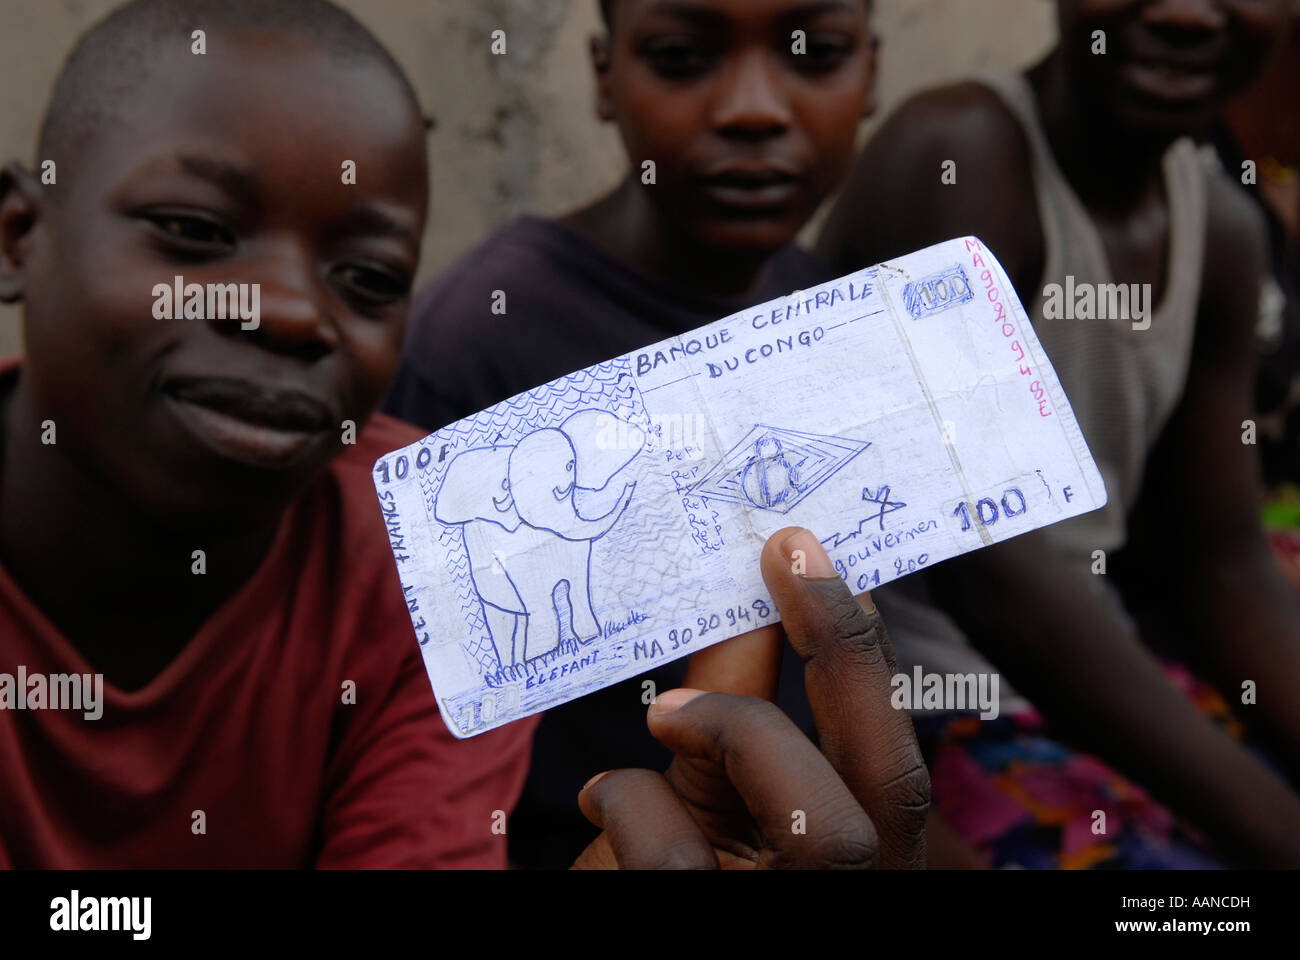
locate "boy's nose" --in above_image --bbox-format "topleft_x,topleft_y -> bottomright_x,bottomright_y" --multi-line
711,52 -> 793,138
1142,0 -> 1228,31
250,289 -> 339,359
210,252 -> 340,360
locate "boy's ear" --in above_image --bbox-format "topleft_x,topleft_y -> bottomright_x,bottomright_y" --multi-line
0,163 -> 43,304
590,33 -> 616,122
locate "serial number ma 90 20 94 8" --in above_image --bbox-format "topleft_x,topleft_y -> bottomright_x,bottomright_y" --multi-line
631,599 -> 773,661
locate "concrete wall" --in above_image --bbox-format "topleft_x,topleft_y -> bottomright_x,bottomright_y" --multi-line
0,0 -> 1055,356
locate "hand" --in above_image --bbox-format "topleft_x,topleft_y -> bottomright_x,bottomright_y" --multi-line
571,527 -> 929,869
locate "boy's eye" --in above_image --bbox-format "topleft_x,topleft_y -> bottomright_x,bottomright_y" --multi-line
789,34 -> 856,74
334,263 -> 409,306
145,213 -> 235,249
641,36 -> 717,78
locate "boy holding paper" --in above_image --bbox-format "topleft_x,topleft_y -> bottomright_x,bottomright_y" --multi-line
817,0 -> 1300,866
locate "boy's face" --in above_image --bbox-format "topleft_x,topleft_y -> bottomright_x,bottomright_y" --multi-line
2,34 -> 427,527
597,0 -> 875,256
1058,0 -> 1294,137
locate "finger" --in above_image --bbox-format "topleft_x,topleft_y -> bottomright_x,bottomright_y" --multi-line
570,820 -> 757,870
760,527 -> 930,869
649,690 -> 879,869
673,612 -> 785,838
570,831 -> 619,870
682,622 -> 784,702
571,827 -> 757,870
574,769 -> 719,870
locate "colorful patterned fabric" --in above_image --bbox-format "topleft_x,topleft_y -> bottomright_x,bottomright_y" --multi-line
1263,483 -> 1300,584
914,664 -> 1243,869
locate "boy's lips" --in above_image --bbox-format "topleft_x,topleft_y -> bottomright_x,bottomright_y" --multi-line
1119,59 -> 1220,103
162,377 -> 335,469
693,166 -> 805,212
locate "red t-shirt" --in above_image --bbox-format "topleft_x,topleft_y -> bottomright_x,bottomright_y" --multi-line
0,408 -> 539,868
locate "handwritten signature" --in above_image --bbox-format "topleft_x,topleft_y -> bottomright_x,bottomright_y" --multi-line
603,609 -> 650,640
820,485 -> 909,548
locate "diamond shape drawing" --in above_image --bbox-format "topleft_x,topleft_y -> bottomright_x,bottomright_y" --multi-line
689,424 -> 871,514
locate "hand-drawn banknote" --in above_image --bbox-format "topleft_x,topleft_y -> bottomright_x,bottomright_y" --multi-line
374,237 -> 1106,737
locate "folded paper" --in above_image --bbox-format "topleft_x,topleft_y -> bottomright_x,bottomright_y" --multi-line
374,237 -> 1106,737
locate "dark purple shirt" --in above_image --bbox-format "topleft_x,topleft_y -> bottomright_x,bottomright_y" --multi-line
385,215 -> 836,429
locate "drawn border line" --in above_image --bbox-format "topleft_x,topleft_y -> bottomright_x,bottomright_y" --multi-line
640,371 -> 700,394
876,260 -> 994,548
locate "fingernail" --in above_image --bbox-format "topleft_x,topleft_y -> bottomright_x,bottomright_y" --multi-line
781,528 -> 836,578
582,771 -> 609,791
649,688 -> 707,714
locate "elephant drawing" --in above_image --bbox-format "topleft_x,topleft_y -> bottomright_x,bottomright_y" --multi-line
434,410 -> 645,667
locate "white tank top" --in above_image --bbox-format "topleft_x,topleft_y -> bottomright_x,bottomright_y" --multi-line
975,69 -> 1209,558
875,71 -> 1210,707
